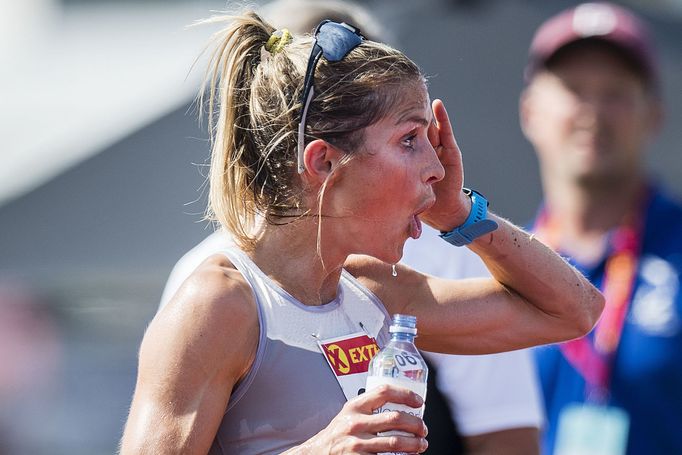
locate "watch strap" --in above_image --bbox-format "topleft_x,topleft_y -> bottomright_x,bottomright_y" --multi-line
439,188 -> 498,247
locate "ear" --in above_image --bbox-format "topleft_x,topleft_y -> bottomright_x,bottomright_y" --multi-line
302,139 -> 345,184
518,86 -> 538,143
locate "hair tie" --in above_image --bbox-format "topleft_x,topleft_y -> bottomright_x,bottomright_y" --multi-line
265,28 -> 292,54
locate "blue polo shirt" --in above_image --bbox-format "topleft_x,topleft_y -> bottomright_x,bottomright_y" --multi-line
534,185 -> 682,455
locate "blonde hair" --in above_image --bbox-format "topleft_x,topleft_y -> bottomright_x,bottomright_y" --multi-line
200,11 -> 422,250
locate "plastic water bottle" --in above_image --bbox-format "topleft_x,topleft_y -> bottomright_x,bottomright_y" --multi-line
366,314 -> 428,450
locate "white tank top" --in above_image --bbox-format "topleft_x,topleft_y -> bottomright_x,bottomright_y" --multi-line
209,247 -> 392,455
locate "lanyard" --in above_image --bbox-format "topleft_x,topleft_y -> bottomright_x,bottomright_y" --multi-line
533,190 -> 649,402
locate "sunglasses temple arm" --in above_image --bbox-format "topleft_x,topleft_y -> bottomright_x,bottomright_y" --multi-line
297,86 -> 316,174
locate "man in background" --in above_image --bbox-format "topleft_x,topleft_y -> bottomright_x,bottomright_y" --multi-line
521,3 -> 682,454
159,1 -> 544,453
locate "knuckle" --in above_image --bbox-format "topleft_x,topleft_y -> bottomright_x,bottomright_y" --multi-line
387,436 -> 401,451
344,418 -> 362,434
383,411 -> 403,426
345,437 -> 363,452
417,437 -> 428,453
376,384 -> 393,396
343,396 -> 360,408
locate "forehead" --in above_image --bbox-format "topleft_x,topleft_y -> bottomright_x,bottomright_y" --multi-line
385,83 -> 431,124
545,41 -> 650,87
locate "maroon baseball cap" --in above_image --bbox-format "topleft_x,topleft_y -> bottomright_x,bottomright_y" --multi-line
526,2 -> 658,85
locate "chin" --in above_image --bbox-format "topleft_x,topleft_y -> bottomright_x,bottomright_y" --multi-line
577,173 -> 627,191
357,230 -> 408,264
369,244 -> 405,266
388,244 -> 406,265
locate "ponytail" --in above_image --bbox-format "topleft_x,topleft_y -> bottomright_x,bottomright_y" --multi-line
200,12 -> 274,250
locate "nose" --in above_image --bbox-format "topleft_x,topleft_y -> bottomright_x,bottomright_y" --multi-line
573,93 -> 610,128
425,146 -> 445,185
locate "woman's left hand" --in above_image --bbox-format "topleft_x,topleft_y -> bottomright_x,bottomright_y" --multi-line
421,99 -> 471,232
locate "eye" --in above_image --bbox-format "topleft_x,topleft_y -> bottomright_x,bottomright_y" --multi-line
401,131 -> 418,149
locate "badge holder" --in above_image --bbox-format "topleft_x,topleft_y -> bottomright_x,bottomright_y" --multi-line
555,402 -> 630,455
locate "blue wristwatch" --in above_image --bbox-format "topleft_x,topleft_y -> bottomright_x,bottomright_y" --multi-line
439,188 -> 498,247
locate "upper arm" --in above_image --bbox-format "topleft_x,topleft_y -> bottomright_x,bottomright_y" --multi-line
120,257 -> 259,454
357,215 -> 603,354
414,273 -> 564,353
346,255 -> 577,354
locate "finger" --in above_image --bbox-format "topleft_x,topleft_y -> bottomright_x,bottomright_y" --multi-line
427,116 -> 440,149
361,434 -> 429,454
432,99 -> 459,152
371,410 -> 428,437
350,384 -> 424,414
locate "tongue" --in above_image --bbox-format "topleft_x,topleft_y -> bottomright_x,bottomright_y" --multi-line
410,215 -> 423,239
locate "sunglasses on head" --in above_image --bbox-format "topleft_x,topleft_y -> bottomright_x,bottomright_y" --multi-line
297,20 -> 365,173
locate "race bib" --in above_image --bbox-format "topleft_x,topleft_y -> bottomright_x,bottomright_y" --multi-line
555,403 -> 630,455
318,332 -> 380,400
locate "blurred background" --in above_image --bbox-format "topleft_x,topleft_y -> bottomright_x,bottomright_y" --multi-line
0,0 -> 680,453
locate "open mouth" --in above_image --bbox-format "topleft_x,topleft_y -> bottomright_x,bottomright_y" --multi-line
410,198 -> 435,240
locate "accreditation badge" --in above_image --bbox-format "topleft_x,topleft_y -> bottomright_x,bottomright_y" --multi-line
555,403 -> 630,455
317,332 -> 380,401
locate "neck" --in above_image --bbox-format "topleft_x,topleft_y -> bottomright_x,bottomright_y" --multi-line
540,173 -> 646,263
247,219 -> 347,306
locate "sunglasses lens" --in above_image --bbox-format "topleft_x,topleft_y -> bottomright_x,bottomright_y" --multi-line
316,22 -> 364,62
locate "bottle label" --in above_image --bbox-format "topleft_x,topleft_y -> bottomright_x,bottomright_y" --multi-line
366,376 -> 427,417
317,332 -> 380,401
366,376 -> 427,455
390,352 -> 423,374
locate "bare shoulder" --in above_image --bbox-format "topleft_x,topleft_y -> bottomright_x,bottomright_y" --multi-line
344,255 -> 427,315
344,254 -> 388,279
166,253 -> 257,320
122,254 -> 258,453
144,253 -> 259,384
163,253 -> 258,332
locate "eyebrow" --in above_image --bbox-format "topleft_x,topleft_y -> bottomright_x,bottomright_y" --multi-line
395,115 -> 430,127
394,103 -> 432,126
